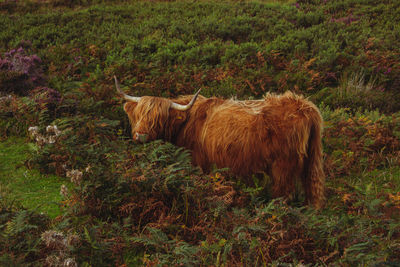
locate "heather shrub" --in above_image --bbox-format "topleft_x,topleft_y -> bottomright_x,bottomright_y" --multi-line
0,47 -> 44,95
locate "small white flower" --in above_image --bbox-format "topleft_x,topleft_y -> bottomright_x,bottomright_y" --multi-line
85,165 -> 91,172
28,126 -> 39,132
63,258 -> 78,267
60,184 -> 69,198
53,125 -> 62,136
36,135 -> 46,146
48,135 -> 56,144
45,125 -> 61,137
66,170 -> 83,185
41,230 -> 66,249
0,95 -> 12,102
45,255 -> 62,267
28,126 -> 39,138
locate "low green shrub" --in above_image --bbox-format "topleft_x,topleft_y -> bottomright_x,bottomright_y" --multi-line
322,106 -> 400,177
1,0 -> 399,111
0,205 -> 50,266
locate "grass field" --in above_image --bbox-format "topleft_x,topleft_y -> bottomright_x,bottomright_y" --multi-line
0,137 -> 66,218
1,0 -> 399,265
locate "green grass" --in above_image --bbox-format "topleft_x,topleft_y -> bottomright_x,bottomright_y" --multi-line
0,137 -> 66,218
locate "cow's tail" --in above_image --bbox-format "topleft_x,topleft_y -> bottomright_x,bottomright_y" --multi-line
304,111 -> 325,209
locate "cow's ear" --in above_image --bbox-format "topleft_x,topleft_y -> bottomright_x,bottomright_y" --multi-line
123,102 -> 138,114
169,109 -> 188,122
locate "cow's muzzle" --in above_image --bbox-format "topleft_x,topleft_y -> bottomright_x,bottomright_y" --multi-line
134,132 -> 148,143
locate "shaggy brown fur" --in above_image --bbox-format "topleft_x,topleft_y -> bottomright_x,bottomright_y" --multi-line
123,92 -> 325,208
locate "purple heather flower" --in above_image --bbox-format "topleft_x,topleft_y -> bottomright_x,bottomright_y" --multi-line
31,54 -> 41,62
0,58 -> 10,69
384,68 -> 392,74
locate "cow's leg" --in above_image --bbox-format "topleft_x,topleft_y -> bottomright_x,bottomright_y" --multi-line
301,160 -> 312,205
270,159 -> 301,200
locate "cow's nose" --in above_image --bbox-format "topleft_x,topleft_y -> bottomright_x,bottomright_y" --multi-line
135,132 -> 148,143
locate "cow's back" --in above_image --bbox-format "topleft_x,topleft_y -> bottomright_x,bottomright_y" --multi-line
178,92 -> 320,178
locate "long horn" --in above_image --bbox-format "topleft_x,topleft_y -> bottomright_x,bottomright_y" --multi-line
170,88 -> 202,111
114,76 -> 141,102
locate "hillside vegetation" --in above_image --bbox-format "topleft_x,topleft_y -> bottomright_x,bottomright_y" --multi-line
0,0 -> 399,265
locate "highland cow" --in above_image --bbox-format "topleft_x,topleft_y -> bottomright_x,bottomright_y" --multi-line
114,76 -> 325,208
